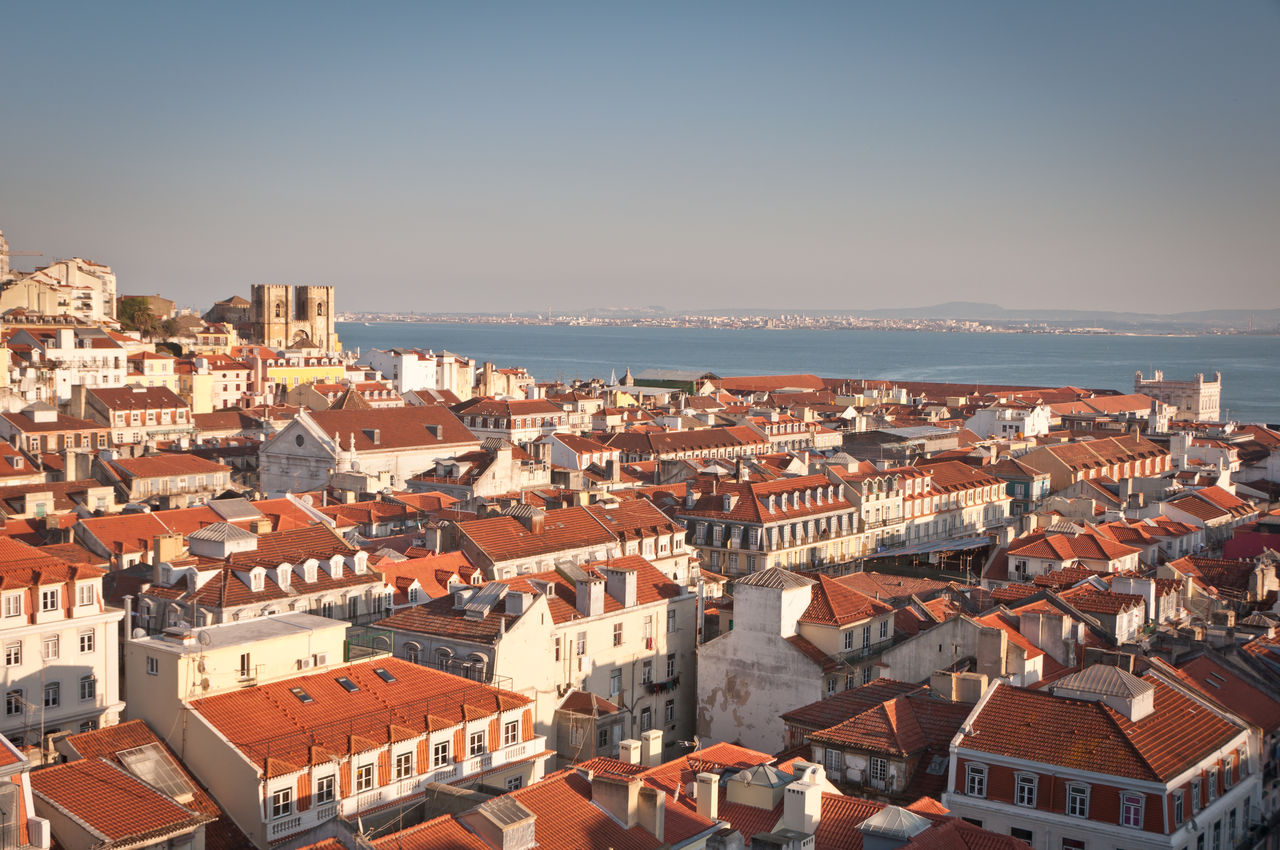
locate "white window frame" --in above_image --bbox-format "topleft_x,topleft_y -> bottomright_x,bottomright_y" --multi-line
503,721 -> 518,747
79,675 -> 96,702
1066,782 -> 1089,818
3,642 -> 19,667
870,756 -> 888,783
42,635 -> 58,660
394,752 -> 413,780
79,630 -> 95,654
432,740 -> 450,768
146,656 -> 159,675
1015,772 -> 1037,808
40,588 -> 59,612
965,763 -> 987,798
1120,791 -> 1144,829
2,594 -> 22,618
270,788 -> 293,819
315,775 -> 335,804
354,764 -> 374,792
469,731 -> 485,756
77,584 -> 95,607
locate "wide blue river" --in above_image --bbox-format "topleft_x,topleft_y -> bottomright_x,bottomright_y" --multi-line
337,323 -> 1280,425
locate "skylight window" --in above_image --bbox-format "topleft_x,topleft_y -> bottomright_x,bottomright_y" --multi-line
290,687 -> 313,704
374,668 -> 397,683
336,677 -> 360,693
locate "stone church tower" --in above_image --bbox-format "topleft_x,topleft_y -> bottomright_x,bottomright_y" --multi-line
249,284 -> 339,350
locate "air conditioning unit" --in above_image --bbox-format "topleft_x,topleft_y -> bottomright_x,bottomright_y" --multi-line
314,653 -> 329,667
297,658 -> 313,670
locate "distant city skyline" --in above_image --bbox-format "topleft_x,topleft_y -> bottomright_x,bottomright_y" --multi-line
2,1 -> 1278,313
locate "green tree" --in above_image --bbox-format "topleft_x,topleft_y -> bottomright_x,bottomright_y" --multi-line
117,297 -> 157,337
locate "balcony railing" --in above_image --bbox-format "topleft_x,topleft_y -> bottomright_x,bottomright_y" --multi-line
834,637 -> 896,664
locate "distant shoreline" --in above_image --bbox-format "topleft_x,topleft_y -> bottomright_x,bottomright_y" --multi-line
336,317 -> 1271,338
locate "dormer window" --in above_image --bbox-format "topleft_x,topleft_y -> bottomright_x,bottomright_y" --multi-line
2,594 -> 21,618
250,571 -> 265,592
77,584 -> 95,606
41,588 -> 59,612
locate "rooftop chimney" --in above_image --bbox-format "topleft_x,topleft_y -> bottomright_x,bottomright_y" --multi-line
695,772 -> 719,821
639,728 -> 663,767
618,738 -> 642,765
576,576 -> 605,618
782,763 -> 825,835
603,565 -> 638,608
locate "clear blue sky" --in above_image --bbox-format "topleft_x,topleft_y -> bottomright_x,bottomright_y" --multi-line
2,1 -> 1278,314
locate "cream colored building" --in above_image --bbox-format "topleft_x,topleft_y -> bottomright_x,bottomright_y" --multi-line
374,555 -> 698,765
164,650 -> 546,849
122,612 -> 355,748
0,557 -> 125,748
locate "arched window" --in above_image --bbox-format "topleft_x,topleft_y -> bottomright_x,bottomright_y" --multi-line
317,303 -> 325,316
404,642 -> 421,664
274,302 -> 283,319
467,654 -> 488,682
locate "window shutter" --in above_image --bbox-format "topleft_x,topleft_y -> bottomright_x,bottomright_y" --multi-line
453,728 -> 465,763
521,709 -> 533,741
377,751 -> 391,786
296,772 -> 311,812
339,762 -> 351,797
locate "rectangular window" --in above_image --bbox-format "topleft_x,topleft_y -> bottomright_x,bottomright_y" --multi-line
609,669 -> 621,696
42,636 -> 58,660
1192,778 -> 1202,813
666,653 -> 676,679
432,741 -> 450,768
355,764 -> 374,792
843,631 -> 853,650
79,630 -> 95,653
1121,792 -> 1143,828
870,757 -> 887,783
79,676 -> 96,702
505,776 -> 523,791
641,660 -> 652,684
77,584 -> 95,606
664,699 -> 675,725
2,595 -> 21,618
598,727 -> 610,749
146,656 -> 158,675
1066,783 -> 1089,817
575,632 -> 586,656
503,721 -> 518,747
1015,774 -> 1037,807
394,752 -> 413,780
554,636 -> 561,662
862,626 -> 870,648
5,690 -> 21,716
613,622 -> 623,646
469,731 -> 485,756
41,589 -> 58,612
639,707 -> 652,732
824,748 -> 842,774
1208,768 -> 1219,800
3,642 -> 19,667
271,789 -> 292,819
1173,790 -> 1185,826
965,764 -> 986,798
43,682 -> 59,708
316,776 -> 335,803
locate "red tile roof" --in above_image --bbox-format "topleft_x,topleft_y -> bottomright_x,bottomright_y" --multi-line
959,674 -> 1242,781
190,658 -> 530,774
30,758 -> 212,844
799,575 -> 894,626
61,720 -> 251,850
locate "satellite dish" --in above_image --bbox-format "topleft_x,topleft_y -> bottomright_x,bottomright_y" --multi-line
197,660 -> 207,673
302,495 -> 314,506
132,628 -> 147,639
200,678 -> 210,691
197,631 -> 213,646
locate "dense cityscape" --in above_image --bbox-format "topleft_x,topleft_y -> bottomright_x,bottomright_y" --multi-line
0,231 -> 1274,849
